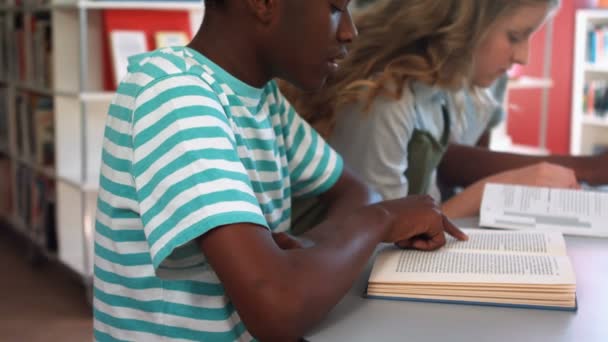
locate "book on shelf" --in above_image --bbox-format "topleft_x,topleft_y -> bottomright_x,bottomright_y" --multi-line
13,14 -> 27,82
0,86 -> 8,146
32,96 -> 54,167
480,183 -> 608,238
15,164 -> 33,226
14,93 -> 30,158
31,175 -> 56,251
31,175 -> 46,244
109,30 -> 148,87
12,93 -> 54,167
10,162 -> 57,249
29,13 -> 53,88
588,24 -> 608,65
582,80 -> 608,119
0,15 -> 9,81
592,143 -> 608,155
0,158 -> 11,218
155,31 -> 189,48
366,229 -> 576,311
44,200 -> 57,252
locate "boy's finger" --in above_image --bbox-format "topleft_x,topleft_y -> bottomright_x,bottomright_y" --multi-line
442,215 -> 468,241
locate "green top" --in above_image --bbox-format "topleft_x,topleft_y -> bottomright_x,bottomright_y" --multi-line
405,104 -> 451,195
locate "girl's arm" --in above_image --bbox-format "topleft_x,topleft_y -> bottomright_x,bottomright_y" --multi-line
438,143 -> 608,188
441,162 -> 579,218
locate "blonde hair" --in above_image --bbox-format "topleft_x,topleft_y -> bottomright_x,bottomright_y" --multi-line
281,0 -> 560,137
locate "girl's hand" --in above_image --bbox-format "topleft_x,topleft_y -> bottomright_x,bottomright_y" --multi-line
486,162 -> 579,189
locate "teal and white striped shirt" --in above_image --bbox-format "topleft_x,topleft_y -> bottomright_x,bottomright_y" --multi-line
93,47 -> 343,341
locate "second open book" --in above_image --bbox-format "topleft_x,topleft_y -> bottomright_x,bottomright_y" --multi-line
366,229 -> 576,311
480,183 -> 608,237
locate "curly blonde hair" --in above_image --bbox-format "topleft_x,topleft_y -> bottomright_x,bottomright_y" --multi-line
281,0 -> 559,137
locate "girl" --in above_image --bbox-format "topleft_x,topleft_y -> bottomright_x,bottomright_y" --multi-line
284,0 -> 607,220
93,0 -> 465,341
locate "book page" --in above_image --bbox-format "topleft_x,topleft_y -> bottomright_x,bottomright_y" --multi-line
369,247 -> 575,285
445,229 -> 566,255
479,183 -> 608,237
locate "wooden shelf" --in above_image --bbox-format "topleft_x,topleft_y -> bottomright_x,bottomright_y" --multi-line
80,91 -> 114,103
0,4 -> 17,11
584,63 -> 608,73
6,215 -> 61,263
14,82 -> 79,97
14,155 -> 57,180
0,4 -> 55,12
577,9 -> 608,22
582,115 -> 608,128
77,0 -> 204,10
507,76 -> 553,90
0,142 -> 9,156
7,216 -> 31,240
2,80 -> 117,102
57,171 -> 99,192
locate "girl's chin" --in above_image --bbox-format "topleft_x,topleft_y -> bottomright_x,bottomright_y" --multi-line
473,77 -> 496,88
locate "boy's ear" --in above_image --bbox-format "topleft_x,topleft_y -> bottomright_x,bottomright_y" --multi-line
244,0 -> 279,24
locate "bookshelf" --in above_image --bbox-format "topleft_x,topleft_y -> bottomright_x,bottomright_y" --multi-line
571,9 -> 608,155
0,0 -> 205,296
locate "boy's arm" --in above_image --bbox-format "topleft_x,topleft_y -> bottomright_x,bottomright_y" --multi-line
438,143 -> 608,187
198,190 -> 466,342
288,167 -> 379,244
319,167 -> 380,218
198,210 -> 386,342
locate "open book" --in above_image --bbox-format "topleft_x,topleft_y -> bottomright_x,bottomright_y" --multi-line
480,183 -> 608,237
366,229 -> 576,311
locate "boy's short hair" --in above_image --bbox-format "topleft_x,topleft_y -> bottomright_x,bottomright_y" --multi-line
205,0 -> 224,7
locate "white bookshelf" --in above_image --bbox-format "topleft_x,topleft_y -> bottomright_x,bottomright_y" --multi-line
571,9 -> 608,155
0,0 -> 205,290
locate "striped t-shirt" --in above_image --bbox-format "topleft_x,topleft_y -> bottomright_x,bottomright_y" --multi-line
93,47 -> 343,341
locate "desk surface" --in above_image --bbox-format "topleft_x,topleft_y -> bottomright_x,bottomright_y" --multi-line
307,218 -> 608,342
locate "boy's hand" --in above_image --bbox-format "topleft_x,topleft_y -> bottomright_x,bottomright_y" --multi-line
374,195 -> 468,251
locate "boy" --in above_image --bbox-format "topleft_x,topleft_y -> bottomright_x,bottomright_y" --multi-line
93,0 -> 466,341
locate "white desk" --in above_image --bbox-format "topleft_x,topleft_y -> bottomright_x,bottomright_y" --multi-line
307,218 -> 608,342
